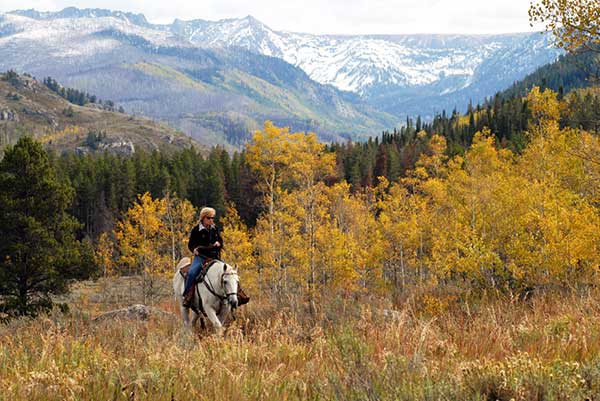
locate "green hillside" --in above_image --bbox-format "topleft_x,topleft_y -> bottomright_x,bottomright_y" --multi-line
500,51 -> 599,98
57,45 -> 397,147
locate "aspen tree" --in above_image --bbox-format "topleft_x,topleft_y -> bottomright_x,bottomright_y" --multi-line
529,0 -> 600,53
115,192 -> 196,303
221,204 -> 257,291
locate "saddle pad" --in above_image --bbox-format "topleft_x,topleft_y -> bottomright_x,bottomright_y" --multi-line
176,257 -> 192,277
180,264 -> 192,276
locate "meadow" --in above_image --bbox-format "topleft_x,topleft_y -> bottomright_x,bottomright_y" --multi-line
1,277 -> 599,401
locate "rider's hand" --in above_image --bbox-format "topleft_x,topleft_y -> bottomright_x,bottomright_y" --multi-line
193,247 -> 199,255
214,241 -> 221,247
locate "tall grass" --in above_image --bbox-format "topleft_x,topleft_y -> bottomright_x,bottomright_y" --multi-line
1,279 -> 599,400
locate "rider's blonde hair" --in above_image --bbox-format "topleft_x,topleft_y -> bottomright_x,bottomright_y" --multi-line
199,207 -> 216,224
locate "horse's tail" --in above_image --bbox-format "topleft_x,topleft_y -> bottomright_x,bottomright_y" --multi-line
175,257 -> 192,272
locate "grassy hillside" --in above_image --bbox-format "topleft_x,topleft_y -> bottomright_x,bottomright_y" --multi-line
52,45 -> 397,147
0,72 -> 202,155
1,277 -> 599,400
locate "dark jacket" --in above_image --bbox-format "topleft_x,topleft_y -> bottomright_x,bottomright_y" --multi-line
188,224 -> 223,259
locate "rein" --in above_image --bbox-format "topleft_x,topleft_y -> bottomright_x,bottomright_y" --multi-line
203,268 -> 239,320
184,262 -> 239,320
203,269 -> 238,301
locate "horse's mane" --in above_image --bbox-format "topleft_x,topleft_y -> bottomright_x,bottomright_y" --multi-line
206,260 -> 236,276
222,262 -> 238,276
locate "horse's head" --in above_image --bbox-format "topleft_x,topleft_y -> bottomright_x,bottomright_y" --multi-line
221,263 -> 239,309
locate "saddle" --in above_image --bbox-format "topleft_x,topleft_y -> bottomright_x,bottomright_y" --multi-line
179,258 -> 216,282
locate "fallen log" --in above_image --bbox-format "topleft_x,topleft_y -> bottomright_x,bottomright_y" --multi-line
92,304 -> 176,322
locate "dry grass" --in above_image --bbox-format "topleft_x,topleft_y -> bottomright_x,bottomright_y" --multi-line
1,278 -> 600,400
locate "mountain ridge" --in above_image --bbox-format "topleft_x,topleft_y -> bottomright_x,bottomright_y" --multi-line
4,7 -> 561,94
0,9 -> 397,145
0,7 -> 565,145
3,8 -> 562,100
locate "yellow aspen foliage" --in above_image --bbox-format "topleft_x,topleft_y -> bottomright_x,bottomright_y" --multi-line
572,131 -> 600,207
504,177 -> 600,285
95,232 -> 116,277
248,122 -> 342,305
246,122 -> 336,212
289,184 -> 328,303
524,90 -> 600,206
246,121 -> 294,221
322,182 -> 384,294
115,192 -> 196,278
115,192 -> 170,277
428,131 -> 515,286
337,188 -> 385,293
403,133 -> 449,195
39,126 -> 86,144
244,94 -> 600,296
380,133 -> 452,286
314,223 -> 360,293
527,86 -> 561,128
246,122 -> 302,293
262,181 -> 386,299
287,131 -> 337,188
515,99 -> 600,284
529,0 -> 600,53
415,133 -> 448,179
221,204 -> 258,292
320,182 -> 364,291
286,134 -> 337,305
420,117 -> 600,288
328,181 -> 359,234
253,189 -> 304,294
377,179 -> 431,289
163,192 -> 197,266
246,121 -> 293,185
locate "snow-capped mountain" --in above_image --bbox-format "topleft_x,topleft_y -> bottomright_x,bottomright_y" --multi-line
0,9 -> 399,145
175,16 -> 493,94
172,15 -> 562,102
0,7 -> 564,140
2,8 -> 562,99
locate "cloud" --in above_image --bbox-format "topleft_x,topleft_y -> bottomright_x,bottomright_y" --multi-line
0,0 -> 540,34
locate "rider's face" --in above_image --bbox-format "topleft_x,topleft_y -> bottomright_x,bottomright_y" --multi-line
202,215 -> 215,226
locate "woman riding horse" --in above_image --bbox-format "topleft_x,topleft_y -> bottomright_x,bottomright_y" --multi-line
182,207 -> 223,307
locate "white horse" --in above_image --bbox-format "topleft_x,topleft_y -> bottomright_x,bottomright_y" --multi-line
173,257 -> 239,334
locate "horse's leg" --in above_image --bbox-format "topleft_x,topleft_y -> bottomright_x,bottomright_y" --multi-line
190,310 -> 200,329
205,307 -> 224,336
217,303 -> 230,326
180,305 -> 191,326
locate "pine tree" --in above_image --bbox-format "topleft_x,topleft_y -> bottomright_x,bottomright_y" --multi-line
0,137 -> 94,317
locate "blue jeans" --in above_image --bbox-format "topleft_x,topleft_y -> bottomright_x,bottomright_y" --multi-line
183,255 -> 205,296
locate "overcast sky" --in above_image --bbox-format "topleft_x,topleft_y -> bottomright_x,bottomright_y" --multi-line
0,0 -> 545,35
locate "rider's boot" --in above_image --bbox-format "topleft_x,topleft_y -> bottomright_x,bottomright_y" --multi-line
182,287 -> 194,308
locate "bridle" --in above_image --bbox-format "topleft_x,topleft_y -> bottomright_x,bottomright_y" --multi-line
202,266 -> 239,305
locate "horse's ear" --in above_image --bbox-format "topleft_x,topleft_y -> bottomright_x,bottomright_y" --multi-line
234,263 -> 238,270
